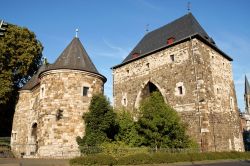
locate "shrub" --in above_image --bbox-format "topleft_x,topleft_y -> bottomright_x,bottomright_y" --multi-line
137,92 -> 192,150
78,146 -> 102,155
117,153 -> 152,165
76,94 -> 118,149
115,110 -> 142,147
70,151 -> 250,165
70,154 -> 117,165
101,142 -> 149,158
151,152 -> 173,164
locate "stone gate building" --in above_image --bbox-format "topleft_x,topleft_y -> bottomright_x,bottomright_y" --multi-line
11,37 -> 106,158
112,13 -> 244,152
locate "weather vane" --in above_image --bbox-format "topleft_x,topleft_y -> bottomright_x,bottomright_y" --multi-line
187,1 -> 191,13
75,28 -> 79,38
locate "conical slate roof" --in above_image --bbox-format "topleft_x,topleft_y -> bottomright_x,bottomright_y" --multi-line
112,13 -> 232,69
47,37 -> 100,74
21,37 -> 106,90
245,75 -> 250,95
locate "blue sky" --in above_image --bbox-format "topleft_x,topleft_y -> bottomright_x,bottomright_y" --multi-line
1,0 -> 250,112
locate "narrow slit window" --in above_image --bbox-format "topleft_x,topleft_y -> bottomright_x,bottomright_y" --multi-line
146,63 -> 150,68
40,84 -> 45,98
123,98 -> 127,106
170,54 -> 175,62
230,97 -> 234,111
178,86 -> 183,95
41,88 -> 44,96
83,87 -> 89,96
217,88 -> 220,94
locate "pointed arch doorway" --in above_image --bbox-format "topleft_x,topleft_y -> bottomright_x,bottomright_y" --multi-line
134,81 -> 165,108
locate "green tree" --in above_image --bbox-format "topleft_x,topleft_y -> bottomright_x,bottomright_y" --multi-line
137,92 -> 191,150
0,24 -> 43,136
115,110 -> 141,147
0,24 -> 43,103
77,94 -> 118,147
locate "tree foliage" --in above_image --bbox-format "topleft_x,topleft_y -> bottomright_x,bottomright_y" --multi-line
136,92 -> 192,150
115,110 -> 141,147
0,24 -> 43,104
0,24 -> 43,136
77,94 -> 118,147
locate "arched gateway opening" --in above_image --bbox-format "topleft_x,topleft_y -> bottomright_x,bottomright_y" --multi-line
135,81 -> 164,108
30,123 -> 38,155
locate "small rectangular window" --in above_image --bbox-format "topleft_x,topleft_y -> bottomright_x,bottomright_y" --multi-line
178,86 -> 183,95
83,87 -> 89,96
170,54 -> 175,62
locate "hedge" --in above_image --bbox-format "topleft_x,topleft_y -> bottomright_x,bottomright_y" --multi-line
70,151 -> 250,165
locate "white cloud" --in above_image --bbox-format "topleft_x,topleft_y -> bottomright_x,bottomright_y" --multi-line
103,38 -> 130,58
137,0 -> 161,10
90,38 -> 130,60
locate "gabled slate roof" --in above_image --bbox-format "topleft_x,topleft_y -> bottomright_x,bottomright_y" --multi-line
21,64 -> 47,90
245,75 -> 250,95
21,37 -> 106,90
112,13 -> 232,69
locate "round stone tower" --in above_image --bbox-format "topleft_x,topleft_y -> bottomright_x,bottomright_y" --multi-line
37,37 -> 106,157
11,37 -> 106,158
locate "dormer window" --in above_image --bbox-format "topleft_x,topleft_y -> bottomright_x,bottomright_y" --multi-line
167,37 -> 175,45
132,53 -> 139,59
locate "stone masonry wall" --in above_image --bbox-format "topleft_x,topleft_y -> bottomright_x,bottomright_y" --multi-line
113,38 -> 244,151
38,69 -> 104,158
11,91 -> 31,157
11,69 -> 105,158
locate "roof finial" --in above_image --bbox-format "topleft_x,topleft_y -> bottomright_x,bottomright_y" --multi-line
75,28 -> 79,38
145,24 -> 149,33
187,1 -> 191,13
